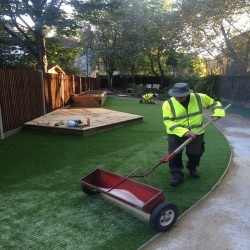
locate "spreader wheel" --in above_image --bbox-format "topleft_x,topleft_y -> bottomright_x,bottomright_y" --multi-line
150,203 -> 179,232
81,184 -> 99,195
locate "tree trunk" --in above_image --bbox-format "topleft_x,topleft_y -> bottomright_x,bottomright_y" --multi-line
157,47 -> 165,89
107,71 -> 113,89
35,25 -> 48,73
131,64 -> 135,83
148,54 -> 158,77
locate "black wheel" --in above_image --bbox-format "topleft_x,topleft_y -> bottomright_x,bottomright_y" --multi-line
150,203 -> 179,232
81,184 -> 99,195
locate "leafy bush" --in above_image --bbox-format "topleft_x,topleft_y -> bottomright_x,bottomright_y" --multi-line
129,83 -> 147,97
157,87 -> 170,100
157,76 -> 199,101
194,74 -> 220,98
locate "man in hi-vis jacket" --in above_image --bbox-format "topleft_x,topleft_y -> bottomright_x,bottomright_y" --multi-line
139,93 -> 157,104
162,82 -> 225,186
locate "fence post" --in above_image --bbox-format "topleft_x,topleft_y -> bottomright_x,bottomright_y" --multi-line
72,75 -> 75,94
80,77 -> 82,93
0,104 -> 4,139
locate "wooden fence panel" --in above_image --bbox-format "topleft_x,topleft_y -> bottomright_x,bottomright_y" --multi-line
74,75 -> 81,94
81,77 -> 88,92
44,73 -> 53,113
64,75 -> 74,106
44,73 -> 64,113
0,68 -> 44,134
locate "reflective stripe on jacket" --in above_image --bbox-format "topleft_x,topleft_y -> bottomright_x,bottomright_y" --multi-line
162,93 -> 225,137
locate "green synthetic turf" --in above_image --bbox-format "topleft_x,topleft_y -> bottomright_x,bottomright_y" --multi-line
0,96 -> 230,250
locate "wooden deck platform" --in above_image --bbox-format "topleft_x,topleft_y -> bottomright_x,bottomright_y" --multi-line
24,108 -> 143,136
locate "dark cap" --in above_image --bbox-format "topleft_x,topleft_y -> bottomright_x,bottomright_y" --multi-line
168,82 -> 193,97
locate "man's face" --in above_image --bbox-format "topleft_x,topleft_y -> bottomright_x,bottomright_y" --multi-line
174,96 -> 187,103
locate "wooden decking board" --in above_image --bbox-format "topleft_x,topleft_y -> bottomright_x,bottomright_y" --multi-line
24,108 -> 143,136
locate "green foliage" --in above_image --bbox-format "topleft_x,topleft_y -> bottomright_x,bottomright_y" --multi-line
46,37 -> 84,75
180,54 -> 207,77
129,83 -> 146,97
0,29 -> 36,68
194,74 -> 220,98
174,0 -> 250,74
157,75 -> 200,100
166,51 -> 178,66
0,0 -> 78,71
1,0 -> 249,76
157,89 -> 170,101
172,75 -> 199,89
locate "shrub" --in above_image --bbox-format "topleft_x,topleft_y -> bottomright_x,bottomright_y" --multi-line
129,83 -> 147,97
194,74 -> 220,98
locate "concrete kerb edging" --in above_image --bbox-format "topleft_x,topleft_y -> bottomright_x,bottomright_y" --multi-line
138,115 -> 233,250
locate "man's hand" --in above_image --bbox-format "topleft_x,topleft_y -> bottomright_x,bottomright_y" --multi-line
184,131 -> 196,138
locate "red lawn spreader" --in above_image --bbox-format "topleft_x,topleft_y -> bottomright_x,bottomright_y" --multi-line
80,168 -> 178,232
80,105 -> 231,232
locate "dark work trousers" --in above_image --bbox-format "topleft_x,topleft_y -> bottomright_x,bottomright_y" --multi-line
167,134 -> 205,178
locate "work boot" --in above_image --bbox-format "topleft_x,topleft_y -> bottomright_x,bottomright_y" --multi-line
189,168 -> 200,178
170,178 -> 183,187
170,172 -> 184,187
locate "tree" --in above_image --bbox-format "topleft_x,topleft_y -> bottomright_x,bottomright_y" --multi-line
46,37 -> 84,75
136,0 -> 190,87
71,0 -> 123,87
110,0 -> 151,82
173,0 -> 250,74
72,0 -> 209,87
0,0 -> 76,72
73,0 -> 181,87
0,28 -> 36,68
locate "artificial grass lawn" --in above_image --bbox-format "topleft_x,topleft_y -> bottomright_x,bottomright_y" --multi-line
0,96 -> 230,250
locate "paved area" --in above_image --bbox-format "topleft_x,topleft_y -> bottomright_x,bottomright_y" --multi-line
140,109 -> 250,250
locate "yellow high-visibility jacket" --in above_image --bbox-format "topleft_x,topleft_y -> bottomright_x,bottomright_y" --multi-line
162,93 -> 225,137
143,93 -> 154,100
